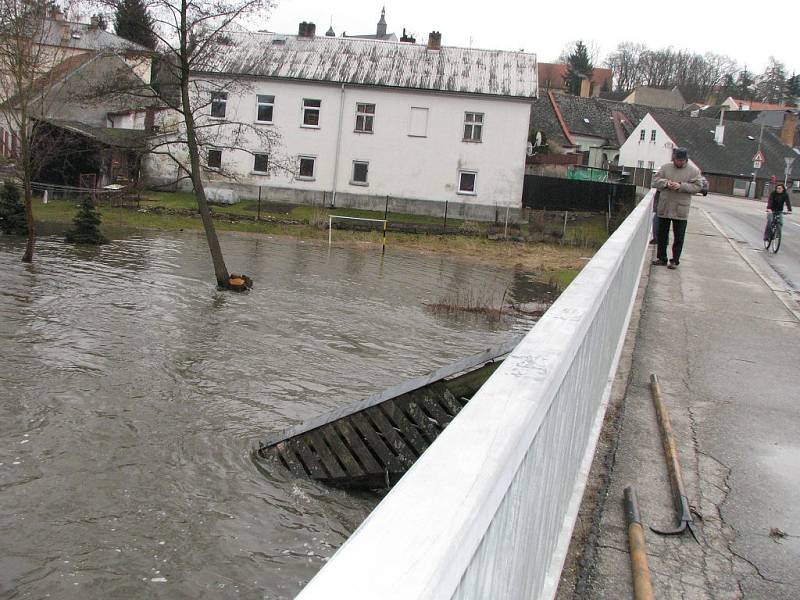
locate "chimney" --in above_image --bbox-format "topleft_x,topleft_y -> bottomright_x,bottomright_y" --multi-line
714,125 -> 725,145
400,28 -> 416,44
427,31 -> 441,51
781,110 -> 797,147
579,77 -> 591,98
90,15 -> 101,30
298,22 -> 316,38
50,6 -> 65,20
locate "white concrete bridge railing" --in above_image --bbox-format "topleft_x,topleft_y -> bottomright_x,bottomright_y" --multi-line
296,191 -> 653,600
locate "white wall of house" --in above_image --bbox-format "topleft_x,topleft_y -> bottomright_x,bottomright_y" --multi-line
146,77 -> 532,216
619,114 -> 677,171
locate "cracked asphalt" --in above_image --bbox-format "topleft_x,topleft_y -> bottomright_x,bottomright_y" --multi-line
568,207 -> 800,599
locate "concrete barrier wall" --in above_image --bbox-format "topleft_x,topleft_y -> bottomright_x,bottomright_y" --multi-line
296,190 -> 653,600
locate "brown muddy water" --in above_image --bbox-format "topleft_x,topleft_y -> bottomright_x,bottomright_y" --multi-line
0,230 -> 557,599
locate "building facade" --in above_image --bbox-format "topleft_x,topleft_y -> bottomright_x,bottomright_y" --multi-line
144,29 -> 537,220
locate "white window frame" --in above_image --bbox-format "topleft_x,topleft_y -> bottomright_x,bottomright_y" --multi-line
210,92 -> 227,119
351,160 -> 369,186
298,155 -> 316,180
256,94 -> 275,124
302,98 -> 321,128
463,112 -> 483,142
457,170 -> 477,195
252,152 -> 269,174
207,148 -> 222,170
637,160 -> 644,169
639,129 -> 646,141
650,129 -> 657,142
647,160 -> 655,170
408,106 -> 429,138
355,103 -> 375,133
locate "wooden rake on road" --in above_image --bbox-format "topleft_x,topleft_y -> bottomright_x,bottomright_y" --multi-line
649,373 -> 700,542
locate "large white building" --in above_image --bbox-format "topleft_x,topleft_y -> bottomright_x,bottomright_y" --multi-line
145,25 -> 538,220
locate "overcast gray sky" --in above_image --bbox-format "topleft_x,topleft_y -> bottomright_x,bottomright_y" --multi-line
263,0 -> 800,77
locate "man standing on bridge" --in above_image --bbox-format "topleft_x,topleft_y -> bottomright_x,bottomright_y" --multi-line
652,147 -> 703,269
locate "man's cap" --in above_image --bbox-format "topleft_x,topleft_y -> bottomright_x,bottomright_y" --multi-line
672,147 -> 688,160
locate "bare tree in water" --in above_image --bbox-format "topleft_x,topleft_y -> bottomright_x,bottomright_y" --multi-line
98,0 -> 289,288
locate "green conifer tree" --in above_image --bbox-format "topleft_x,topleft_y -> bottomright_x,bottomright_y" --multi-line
65,198 -> 108,245
564,41 -> 594,96
0,182 -> 28,235
114,0 -> 158,50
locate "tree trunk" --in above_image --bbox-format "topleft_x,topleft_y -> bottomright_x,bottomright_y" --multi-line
178,35 -> 229,287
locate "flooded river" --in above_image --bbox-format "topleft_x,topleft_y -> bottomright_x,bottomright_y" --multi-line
0,230 -> 554,599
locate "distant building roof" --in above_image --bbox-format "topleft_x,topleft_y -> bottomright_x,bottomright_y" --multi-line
342,7 -> 398,42
199,33 -> 538,99
730,98 -> 794,111
36,18 -> 151,54
537,63 -> 612,94
624,86 -> 686,110
651,112 -> 800,179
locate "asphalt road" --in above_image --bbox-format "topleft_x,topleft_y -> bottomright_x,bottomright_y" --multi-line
697,192 -> 800,295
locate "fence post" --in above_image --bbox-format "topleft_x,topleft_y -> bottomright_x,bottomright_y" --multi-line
443,200 -> 448,234
562,210 -> 568,242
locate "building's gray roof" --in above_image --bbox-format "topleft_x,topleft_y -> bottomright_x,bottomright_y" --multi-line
554,95 -> 680,146
37,118 -> 149,149
37,19 -> 150,54
651,113 -> 800,179
528,96 -> 570,147
199,33 -> 538,99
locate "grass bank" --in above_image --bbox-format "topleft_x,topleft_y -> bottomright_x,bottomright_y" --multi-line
33,192 -> 604,286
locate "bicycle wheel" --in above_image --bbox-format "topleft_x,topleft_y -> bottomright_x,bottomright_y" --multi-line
764,228 -> 772,250
772,225 -> 781,253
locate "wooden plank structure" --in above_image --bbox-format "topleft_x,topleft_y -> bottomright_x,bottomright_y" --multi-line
254,338 -> 521,489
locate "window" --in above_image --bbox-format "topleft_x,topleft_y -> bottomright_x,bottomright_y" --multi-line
298,156 -> 315,179
256,95 -> 274,123
302,99 -> 321,127
355,103 -> 375,133
409,107 -> 429,137
650,130 -> 657,142
639,129 -> 646,141
637,160 -> 644,168
253,153 -> 269,174
210,92 -> 227,118
207,149 -> 222,169
458,170 -> 477,194
351,161 -> 369,185
648,161 -> 655,170
463,112 -> 483,142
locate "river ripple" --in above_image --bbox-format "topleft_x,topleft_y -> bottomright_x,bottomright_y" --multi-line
0,230 -> 553,599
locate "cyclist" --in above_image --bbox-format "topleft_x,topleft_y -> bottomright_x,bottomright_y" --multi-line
764,183 -> 792,241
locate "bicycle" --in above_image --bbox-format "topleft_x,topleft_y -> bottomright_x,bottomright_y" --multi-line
763,211 -> 789,253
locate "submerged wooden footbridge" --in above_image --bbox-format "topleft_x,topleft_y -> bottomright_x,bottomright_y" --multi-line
254,337 -> 521,489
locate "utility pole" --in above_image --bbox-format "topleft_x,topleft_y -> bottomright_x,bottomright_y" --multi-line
751,121 -> 765,198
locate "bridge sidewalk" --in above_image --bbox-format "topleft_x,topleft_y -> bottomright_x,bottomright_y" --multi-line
561,207 -> 800,599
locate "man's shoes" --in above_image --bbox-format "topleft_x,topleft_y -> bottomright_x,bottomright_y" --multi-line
668,259 -> 679,270
652,259 -> 668,266
649,238 -> 657,245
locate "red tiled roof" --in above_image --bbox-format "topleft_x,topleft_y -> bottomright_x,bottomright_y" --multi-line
538,63 -> 612,91
732,98 -> 790,111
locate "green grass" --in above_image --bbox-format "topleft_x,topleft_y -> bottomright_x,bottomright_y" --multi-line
30,192 -> 602,275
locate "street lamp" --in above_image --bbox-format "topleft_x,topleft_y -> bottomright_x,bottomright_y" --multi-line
785,157 -> 796,187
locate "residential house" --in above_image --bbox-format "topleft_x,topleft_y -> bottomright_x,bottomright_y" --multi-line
619,112 -> 800,196
0,13 -> 156,187
528,93 -> 680,171
623,86 -> 686,110
145,25 -> 538,220
538,63 -> 612,97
